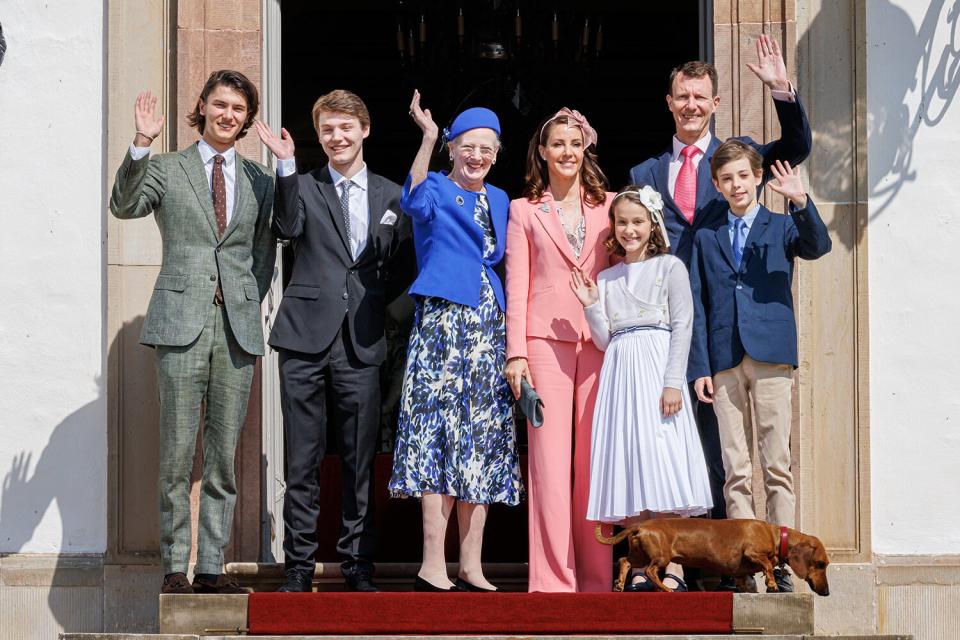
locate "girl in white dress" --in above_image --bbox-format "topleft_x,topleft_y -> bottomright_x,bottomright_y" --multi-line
570,185 -> 712,592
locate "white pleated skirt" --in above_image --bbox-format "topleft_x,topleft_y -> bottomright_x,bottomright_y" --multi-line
586,328 -> 713,523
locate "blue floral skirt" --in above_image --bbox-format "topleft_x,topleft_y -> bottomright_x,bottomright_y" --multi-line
388,279 -> 523,505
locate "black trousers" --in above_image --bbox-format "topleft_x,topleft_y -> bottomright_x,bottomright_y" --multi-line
689,381 -> 727,520
279,323 -> 380,572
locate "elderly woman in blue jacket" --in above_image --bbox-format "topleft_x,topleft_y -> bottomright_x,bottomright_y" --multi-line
389,90 -> 522,592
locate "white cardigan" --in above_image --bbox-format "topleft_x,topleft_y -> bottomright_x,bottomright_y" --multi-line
584,255 -> 694,389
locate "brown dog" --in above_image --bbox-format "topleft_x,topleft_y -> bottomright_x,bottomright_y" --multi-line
595,518 -> 830,595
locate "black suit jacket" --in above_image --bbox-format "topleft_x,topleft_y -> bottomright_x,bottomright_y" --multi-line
268,166 -> 409,365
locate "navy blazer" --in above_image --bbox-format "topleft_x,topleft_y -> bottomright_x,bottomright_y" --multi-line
629,96 -> 812,267
402,171 -> 509,310
687,199 -> 832,380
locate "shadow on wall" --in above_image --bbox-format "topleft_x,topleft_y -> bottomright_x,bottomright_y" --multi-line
805,0 -> 960,245
0,319 -> 154,634
1,21 -> 7,67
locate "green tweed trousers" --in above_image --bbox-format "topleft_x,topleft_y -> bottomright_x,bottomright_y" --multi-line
155,303 -> 256,575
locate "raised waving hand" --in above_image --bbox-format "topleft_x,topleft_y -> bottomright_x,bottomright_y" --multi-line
767,160 -> 808,209
746,34 -> 790,93
134,91 -> 164,146
569,268 -> 599,308
254,120 -> 296,160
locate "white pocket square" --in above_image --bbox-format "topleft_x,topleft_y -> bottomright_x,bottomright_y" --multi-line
380,210 -> 398,225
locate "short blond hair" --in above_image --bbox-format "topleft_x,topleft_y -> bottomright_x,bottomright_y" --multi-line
311,90 -> 370,136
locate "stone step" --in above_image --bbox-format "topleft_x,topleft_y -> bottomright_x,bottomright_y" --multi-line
60,634 -> 914,640
150,592 -> 819,636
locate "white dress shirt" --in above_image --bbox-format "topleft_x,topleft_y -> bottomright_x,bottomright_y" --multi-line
329,163 -> 370,259
667,86 -> 798,198
668,132 -> 713,199
275,158 -> 369,259
130,139 -> 238,224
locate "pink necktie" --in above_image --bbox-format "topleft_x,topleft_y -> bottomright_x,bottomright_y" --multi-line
674,145 -> 701,224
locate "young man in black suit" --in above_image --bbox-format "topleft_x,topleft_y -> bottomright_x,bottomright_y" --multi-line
256,90 -> 410,593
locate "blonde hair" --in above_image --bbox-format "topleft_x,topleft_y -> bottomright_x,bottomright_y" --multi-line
311,90 -> 370,136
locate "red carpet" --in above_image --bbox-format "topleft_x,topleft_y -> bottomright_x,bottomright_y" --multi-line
248,592 -> 733,635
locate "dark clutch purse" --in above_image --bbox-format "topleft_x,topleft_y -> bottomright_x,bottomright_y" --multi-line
517,379 -> 545,428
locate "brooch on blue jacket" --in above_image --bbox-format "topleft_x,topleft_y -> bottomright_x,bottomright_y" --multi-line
455,195 -> 465,206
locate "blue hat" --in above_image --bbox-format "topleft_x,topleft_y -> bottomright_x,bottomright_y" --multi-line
444,107 -> 501,141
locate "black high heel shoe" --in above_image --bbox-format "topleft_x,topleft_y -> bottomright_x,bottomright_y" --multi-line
414,575 -> 453,592
454,577 -> 497,592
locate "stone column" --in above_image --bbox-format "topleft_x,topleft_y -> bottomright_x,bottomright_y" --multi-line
175,0 -> 264,565
712,0 -> 870,564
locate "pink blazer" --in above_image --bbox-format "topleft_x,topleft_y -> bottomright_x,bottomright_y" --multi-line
505,189 -> 614,360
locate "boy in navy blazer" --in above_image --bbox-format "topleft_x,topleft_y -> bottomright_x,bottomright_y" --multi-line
688,140 -> 831,592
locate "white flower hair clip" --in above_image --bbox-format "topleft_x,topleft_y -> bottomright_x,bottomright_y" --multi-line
612,185 -> 671,248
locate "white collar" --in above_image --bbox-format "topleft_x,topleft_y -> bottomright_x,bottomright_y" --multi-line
329,162 -> 368,191
197,139 -> 236,167
671,131 -> 712,161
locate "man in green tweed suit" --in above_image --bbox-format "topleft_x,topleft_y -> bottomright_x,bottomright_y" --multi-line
110,70 -> 275,595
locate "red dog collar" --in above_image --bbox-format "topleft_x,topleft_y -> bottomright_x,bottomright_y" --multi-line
778,526 -> 789,564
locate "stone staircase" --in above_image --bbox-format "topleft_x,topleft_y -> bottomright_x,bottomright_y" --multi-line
58,563 -> 913,640
59,592 -> 911,640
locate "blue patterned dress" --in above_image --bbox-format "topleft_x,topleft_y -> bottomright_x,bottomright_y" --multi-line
389,194 -> 523,505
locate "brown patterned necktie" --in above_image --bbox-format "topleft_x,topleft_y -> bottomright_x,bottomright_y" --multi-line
212,154 -> 226,304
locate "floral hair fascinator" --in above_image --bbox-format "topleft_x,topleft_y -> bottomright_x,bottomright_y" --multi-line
540,107 -> 598,148
612,185 -> 671,248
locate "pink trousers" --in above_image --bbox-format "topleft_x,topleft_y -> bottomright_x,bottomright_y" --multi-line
525,337 -> 611,592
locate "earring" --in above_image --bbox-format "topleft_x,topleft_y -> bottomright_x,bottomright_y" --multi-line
449,155 -> 454,162
491,159 -> 496,165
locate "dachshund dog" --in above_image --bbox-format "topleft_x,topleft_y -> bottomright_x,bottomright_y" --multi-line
595,518 -> 830,595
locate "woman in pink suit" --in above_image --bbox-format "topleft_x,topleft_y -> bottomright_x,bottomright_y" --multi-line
505,109 -> 613,592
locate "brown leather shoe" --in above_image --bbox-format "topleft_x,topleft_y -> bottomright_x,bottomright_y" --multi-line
161,572 -> 194,594
192,573 -> 248,594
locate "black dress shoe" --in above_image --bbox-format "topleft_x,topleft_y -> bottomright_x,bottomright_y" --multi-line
161,572 -> 194,594
342,560 -> 379,592
773,567 -> 794,593
277,568 -> 313,593
454,577 -> 497,592
715,575 -> 738,592
193,573 -> 248,594
414,575 -> 452,592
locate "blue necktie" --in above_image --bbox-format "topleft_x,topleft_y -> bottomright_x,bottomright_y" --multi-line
732,218 -> 746,268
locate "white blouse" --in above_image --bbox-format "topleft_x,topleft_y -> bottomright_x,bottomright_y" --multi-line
584,255 -> 694,389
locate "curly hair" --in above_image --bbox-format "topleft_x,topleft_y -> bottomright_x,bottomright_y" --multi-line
186,69 -> 259,140
604,186 -> 670,258
522,114 -> 608,206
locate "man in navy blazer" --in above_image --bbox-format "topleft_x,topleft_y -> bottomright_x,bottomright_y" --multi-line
689,141 -> 831,592
629,35 -> 812,266
628,35 -> 811,527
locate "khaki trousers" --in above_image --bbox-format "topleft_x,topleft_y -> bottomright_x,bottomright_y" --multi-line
712,354 -> 795,527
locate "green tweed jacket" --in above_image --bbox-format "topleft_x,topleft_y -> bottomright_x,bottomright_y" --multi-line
110,143 -> 276,356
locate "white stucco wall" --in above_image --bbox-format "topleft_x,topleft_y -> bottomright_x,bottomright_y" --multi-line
868,0 -> 960,554
0,1 -> 106,553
